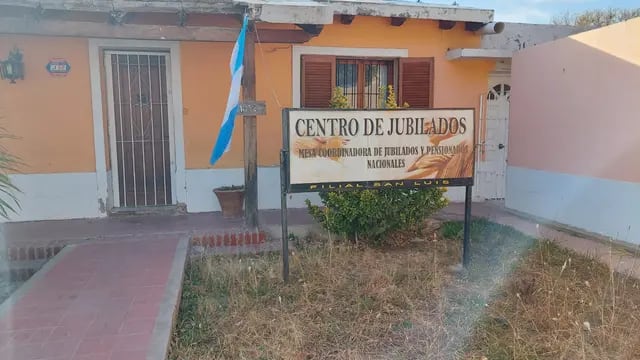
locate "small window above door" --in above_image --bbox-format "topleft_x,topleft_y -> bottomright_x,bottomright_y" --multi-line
487,83 -> 511,101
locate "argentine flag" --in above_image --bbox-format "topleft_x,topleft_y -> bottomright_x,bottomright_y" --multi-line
210,14 -> 249,165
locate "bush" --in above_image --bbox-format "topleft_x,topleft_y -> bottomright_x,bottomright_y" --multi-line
306,188 -> 448,246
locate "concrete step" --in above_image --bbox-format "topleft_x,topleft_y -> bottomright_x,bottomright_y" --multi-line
0,259 -> 47,282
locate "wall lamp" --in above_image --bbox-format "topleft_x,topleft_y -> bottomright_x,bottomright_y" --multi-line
0,47 -> 25,84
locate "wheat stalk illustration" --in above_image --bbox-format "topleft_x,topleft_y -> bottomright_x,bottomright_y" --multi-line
293,136 -> 350,162
404,139 -> 473,179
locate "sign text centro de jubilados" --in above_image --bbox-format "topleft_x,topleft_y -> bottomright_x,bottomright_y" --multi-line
283,108 -> 475,193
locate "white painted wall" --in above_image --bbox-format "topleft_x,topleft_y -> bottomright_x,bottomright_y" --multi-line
481,23 -> 584,51
5,172 -> 105,222
4,168 -> 466,222
507,166 -> 640,244
185,167 -> 319,213
185,167 -> 466,212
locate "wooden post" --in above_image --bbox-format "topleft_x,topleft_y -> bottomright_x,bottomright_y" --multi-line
243,21 -> 259,229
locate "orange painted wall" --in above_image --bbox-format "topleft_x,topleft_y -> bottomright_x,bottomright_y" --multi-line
0,16 -> 492,173
181,41 -> 292,168
0,36 -> 95,174
182,16 -> 493,169
307,17 -> 493,110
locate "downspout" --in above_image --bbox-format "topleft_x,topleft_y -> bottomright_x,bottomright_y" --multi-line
476,22 -> 505,35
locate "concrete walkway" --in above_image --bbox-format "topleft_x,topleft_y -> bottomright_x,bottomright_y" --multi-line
440,201 -> 640,279
0,235 -> 188,360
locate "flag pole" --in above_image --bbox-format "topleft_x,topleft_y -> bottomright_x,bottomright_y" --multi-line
242,19 -> 259,229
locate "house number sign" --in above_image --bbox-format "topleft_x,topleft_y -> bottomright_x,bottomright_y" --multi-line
46,58 -> 71,77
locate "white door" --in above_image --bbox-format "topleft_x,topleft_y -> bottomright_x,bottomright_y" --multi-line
476,75 -> 510,200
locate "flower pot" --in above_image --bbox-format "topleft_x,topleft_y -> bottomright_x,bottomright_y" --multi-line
213,186 -> 245,219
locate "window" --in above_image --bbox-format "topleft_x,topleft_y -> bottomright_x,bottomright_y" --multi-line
301,55 -> 433,109
336,59 -> 394,109
487,83 -> 511,101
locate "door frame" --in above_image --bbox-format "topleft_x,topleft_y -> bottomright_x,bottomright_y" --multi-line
89,39 -> 186,211
476,72 -> 510,200
104,50 -> 174,208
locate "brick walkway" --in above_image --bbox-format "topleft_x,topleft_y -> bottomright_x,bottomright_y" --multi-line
0,235 -> 188,360
1,209 -> 312,248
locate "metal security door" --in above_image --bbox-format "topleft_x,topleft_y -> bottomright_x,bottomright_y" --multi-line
105,52 -> 173,208
476,75 -> 510,200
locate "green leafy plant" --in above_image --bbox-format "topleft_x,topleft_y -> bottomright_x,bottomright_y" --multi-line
307,86 -> 447,246
330,87 -> 350,109
378,85 -> 409,109
0,127 -> 20,219
307,187 -> 447,245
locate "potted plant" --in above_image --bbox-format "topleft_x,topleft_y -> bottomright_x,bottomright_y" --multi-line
213,185 -> 245,218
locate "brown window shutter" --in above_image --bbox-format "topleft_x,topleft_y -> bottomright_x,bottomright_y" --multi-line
399,58 -> 434,108
301,55 -> 335,108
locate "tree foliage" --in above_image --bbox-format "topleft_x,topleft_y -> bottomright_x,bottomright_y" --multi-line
552,8 -> 640,27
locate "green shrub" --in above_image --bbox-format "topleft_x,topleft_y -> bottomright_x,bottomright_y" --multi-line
306,187 -> 448,245
306,86 -> 447,245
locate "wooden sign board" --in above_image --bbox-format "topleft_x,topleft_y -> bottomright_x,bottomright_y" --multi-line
238,101 -> 266,116
282,108 -> 475,193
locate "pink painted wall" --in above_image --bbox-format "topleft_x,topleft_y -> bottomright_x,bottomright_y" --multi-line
509,18 -> 640,184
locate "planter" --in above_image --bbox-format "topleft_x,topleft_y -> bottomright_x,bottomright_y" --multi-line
213,186 -> 245,219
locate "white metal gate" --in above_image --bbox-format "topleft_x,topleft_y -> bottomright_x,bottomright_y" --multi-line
476,75 -> 510,200
104,51 -> 174,208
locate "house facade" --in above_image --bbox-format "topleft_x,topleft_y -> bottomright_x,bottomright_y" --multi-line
0,0 -> 510,222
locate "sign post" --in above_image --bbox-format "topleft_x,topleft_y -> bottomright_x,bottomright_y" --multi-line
280,108 -> 476,281
463,185 -> 472,266
280,148 -> 290,283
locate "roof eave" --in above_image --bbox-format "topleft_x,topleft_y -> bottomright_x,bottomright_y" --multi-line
446,48 -> 513,60
328,1 -> 494,23
0,0 -> 494,25
239,0 -> 493,24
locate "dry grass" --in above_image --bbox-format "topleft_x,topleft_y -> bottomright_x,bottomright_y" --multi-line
467,241 -> 640,359
171,220 -> 640,359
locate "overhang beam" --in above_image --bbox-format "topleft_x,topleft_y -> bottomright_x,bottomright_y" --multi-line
390,17 -> 406,26
340,14 -> 355,25
329,1 -> 493,23
295,24 -> 324,36
465,22 -> 485,32
0,17 -> 315,43
0,0 -> 241,14
439,20 -> 456,30
446,48 -> 513,60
